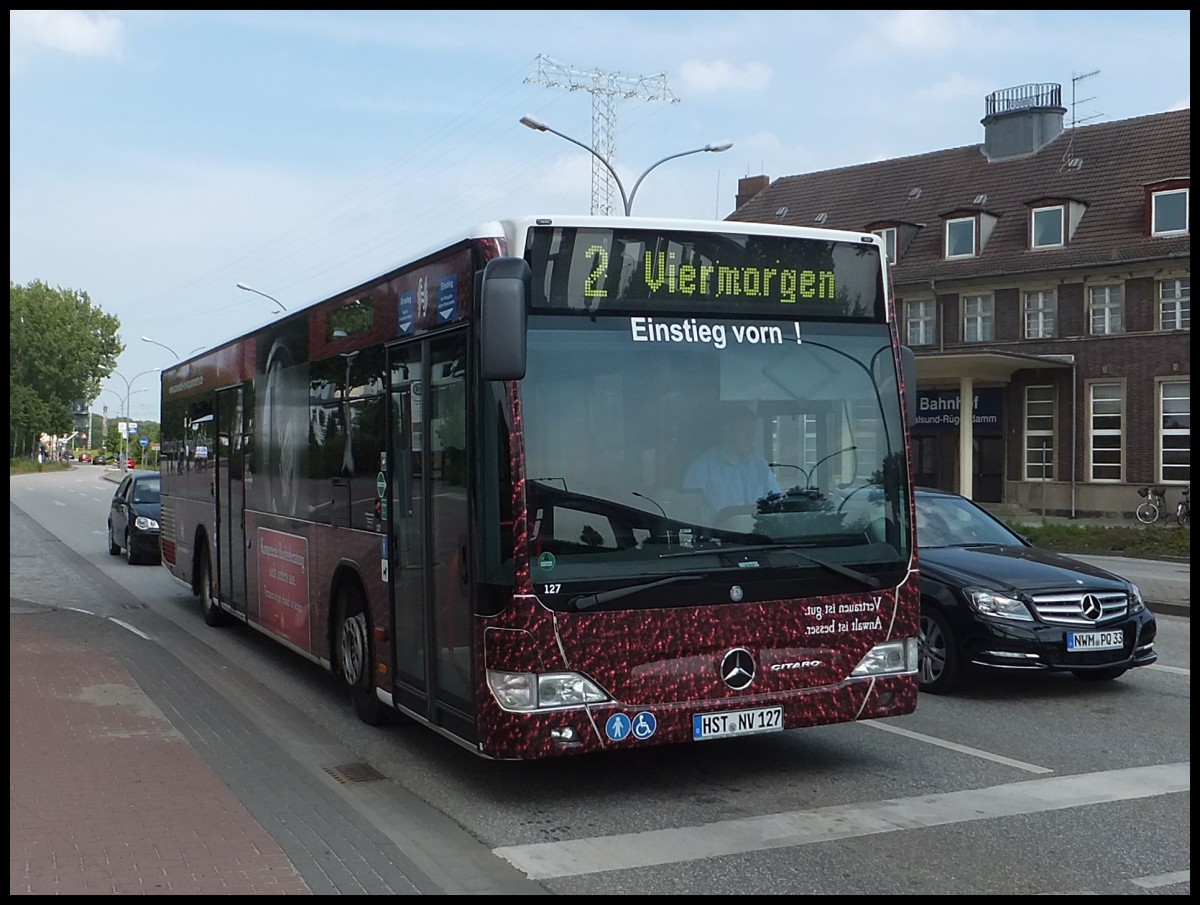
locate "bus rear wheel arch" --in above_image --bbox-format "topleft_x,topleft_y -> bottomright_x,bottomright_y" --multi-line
333,578 -> 385,725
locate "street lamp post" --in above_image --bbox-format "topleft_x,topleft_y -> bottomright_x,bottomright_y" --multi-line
519,115 -> 732,216
96,387 -> 124,459
236,282 -> 288,313
141,336 -> 179,359
109,369 -> 159,468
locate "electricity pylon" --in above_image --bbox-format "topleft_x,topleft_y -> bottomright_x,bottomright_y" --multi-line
526,54 -> 679,215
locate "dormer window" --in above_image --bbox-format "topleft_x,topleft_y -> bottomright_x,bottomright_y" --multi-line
873,227 -> 897,265
1031,205 -> 1065,248
945,217 -> 976,258
1152,188 -> 1189,236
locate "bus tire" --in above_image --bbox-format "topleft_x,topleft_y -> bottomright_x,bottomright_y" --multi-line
336,582 -> 385,726
198,546 -> 230,627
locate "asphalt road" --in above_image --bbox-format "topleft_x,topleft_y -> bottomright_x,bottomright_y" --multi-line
10,466 -> 1192,895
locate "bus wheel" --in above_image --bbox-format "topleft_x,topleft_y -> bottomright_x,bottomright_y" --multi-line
198,547 -> 230,627
336,584 -> 385,725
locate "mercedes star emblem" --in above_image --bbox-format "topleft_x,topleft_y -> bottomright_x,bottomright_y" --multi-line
1080,593 -> 1104,620
720,648 -> 756,690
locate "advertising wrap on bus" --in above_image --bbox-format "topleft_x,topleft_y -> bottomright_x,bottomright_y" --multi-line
158,215 -> 918,761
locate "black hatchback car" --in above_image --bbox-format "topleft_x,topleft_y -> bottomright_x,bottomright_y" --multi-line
108,471 -> 162,565
915,487 -> 1157,693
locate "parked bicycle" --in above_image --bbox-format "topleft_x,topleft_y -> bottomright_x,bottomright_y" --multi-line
1135,485 -> 1189,525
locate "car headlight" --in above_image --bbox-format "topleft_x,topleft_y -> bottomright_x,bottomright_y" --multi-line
134,516 -> 160,531
1127,582 -> 1145,614
965,587 -> 1033,621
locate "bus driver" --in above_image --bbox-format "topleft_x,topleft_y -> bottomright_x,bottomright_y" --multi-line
682,403 -> 781,514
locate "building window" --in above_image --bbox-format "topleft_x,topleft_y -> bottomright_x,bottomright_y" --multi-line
1160,380 -> 1190,483
873,227 -> 897,265
1024,385 -> 1055,480
1089,285 -> 1124,335
1159,277 -> 1191,330
1031,206 -> 1064,248
1152,188 -> 1188,236
945,217 -> 976,258
906,299 -> 935,346
1024,290 -> 1056,339
962,294 -> 994,343
1088,382 -> 1123,482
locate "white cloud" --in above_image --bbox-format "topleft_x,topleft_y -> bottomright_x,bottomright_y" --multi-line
10,10 -> 124,62
875,10 -> 977,52
914,73 -> 991,105
677,60 -> 772,96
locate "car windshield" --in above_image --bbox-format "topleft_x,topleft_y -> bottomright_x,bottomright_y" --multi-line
132,477 -> 160,504
916,493 -> 1022,549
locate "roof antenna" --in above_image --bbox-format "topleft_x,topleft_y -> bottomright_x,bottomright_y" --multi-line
1061,70 -> 1102,173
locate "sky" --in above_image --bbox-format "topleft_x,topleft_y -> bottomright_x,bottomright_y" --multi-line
10,10 -> 1191,424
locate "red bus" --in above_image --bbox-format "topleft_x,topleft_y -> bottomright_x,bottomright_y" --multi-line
159,215 -> 919,760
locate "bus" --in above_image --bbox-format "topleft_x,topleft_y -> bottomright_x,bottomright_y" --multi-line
159,215 -> 919,760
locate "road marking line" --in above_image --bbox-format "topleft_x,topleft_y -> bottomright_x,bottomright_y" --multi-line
863,720 -> 1053,773
1131,869 -> 1189,888
1146,664 -> 1189,676
493,763 -> 1189,880
107,617 -> 153,640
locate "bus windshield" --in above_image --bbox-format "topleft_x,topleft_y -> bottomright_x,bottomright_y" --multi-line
521,316 -> 911,600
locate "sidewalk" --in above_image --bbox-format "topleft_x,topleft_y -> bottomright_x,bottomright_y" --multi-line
10,476 -> 540,897
9,611 -> 312,895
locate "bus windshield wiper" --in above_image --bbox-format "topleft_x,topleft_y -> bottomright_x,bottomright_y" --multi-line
568,574 -> 703,612
660,543 -> 880,589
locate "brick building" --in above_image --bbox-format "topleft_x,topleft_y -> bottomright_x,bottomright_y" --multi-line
728,85 -> 1190,517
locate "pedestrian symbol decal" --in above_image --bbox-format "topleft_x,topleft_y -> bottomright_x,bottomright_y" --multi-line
605,713 -> 631,741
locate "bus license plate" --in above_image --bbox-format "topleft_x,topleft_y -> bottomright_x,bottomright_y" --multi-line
693,706 -> 783,741
1067,630 -> 1123,651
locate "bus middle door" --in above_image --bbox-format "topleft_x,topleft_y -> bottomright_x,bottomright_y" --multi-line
215,385 -> 248,615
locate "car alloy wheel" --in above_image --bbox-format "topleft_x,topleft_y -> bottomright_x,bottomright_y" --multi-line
918,606 -> 962,694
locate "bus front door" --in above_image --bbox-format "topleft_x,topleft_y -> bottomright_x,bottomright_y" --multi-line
387,334 -> 474,740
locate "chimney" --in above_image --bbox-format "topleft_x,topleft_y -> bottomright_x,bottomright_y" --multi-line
735,175 -> 770,210
981,83 -> 1066,162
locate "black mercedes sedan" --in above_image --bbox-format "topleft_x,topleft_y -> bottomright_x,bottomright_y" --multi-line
915,487 -> 1157,693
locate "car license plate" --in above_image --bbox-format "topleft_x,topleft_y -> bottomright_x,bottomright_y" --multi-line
1067,629 -> 1124,651
693,706 -> 783,741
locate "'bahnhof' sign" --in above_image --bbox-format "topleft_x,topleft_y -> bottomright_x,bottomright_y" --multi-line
914,388 -> 1002,431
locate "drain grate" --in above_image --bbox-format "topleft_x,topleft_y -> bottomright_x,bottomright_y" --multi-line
323,762 -> 387,784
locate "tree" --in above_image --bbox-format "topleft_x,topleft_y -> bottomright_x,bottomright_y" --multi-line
10,280 -> 122,456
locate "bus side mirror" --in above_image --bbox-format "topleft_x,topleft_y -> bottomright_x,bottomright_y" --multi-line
479,257 -> 529,381
899,345 -> 917,429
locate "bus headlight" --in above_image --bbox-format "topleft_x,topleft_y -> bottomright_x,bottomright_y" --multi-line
487,669 -> 609,711
850,638 -> 918,677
